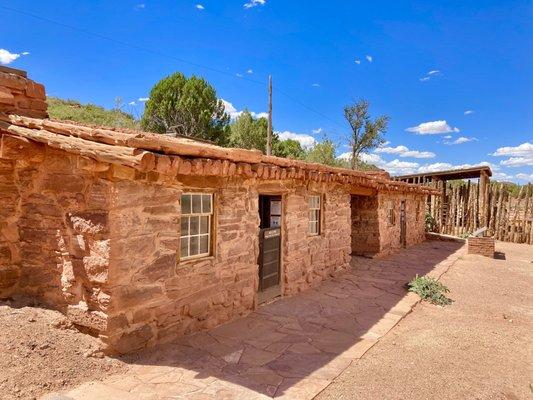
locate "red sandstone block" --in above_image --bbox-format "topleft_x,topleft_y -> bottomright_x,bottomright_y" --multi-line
29,98 -> 47,111
0,87 -> 15,106
25,81 -> 46,99
0,72 -> 27,91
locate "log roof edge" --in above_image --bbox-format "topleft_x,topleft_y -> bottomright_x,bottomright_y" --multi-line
0,113 -> 439,195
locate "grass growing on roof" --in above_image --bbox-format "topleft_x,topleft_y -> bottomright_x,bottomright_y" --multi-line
407,275 -> 452,306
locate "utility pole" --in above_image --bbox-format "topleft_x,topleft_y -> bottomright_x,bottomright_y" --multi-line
266,75 -> 273,156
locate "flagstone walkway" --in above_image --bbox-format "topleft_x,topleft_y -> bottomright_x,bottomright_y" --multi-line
45,240 -> 464,400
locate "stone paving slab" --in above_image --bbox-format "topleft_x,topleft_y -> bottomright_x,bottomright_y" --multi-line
44,240 -> 464,400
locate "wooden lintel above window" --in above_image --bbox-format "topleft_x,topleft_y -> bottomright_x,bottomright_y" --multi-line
351,186 -> 377,196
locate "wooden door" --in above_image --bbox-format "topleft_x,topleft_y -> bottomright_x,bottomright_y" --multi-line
400,200 -> 407,247
258,195 -> 281,291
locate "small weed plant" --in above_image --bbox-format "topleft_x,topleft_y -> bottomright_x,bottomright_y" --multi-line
407,275 -> 452,306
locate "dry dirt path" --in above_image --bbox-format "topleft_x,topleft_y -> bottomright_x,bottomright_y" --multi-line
43,240 -> 464,400
316,241 -> 533,400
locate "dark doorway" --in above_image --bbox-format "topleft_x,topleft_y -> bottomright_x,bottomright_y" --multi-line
258,195 -> 282,301
400,200 -> 407,248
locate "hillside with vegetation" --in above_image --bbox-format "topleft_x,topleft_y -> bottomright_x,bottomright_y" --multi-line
47,97 -> 138,129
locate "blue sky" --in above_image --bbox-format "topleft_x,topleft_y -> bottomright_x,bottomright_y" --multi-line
1,0 -> 532,182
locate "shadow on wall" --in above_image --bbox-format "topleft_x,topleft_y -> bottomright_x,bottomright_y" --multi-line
113,240 -> 463,398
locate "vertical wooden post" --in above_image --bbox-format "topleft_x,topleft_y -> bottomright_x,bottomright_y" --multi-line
479,170 -> 490,227
266,75 -> 273,156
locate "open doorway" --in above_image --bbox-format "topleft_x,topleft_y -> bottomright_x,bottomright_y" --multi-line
258,195 -> 282,302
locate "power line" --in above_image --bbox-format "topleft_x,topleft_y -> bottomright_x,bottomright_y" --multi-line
0,3 -> 346,130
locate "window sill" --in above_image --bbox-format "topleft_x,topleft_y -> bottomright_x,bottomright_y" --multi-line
177,255 -> 215,268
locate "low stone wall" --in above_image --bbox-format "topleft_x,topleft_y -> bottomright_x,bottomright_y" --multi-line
467,236 -> 495,258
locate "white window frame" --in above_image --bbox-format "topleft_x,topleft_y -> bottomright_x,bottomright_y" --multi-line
180,192 -> 213,260
308,195 -> 321,236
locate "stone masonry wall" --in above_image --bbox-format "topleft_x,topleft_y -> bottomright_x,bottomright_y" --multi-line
0,159 -> 20,298
105,175 -> 260,353
350,194 -> 380,257
467,236 -> 494,258
0,67 -> 48,118
283,182 -> 352,295
0,138 -> 114,335
377,192 -> 426,255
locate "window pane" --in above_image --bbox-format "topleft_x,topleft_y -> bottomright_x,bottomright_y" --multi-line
200,216 -> 209,234
309,221 -> 317,235
199,234 -> 209,254
190,236 -> 199,255
181,194 -> 191,214
309,210 -> 318,222
181,217 -> 189,236
180,237 -> 189,258
309,196 -> 319,209
192,194 -> 202,213
190,216 -> 200,235
202,194 -> 212,213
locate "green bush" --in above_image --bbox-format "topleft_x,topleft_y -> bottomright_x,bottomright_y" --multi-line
425,212 -> 437,232
407,275 -> 452,306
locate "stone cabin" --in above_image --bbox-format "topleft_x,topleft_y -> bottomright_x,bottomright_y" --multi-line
0,68 -> 438,354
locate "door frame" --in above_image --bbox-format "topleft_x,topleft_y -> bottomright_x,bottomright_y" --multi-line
400,200 -> 407,248
257,193 -> 284,304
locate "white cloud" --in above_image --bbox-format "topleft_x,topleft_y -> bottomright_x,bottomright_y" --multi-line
375,145 -> 435,159
445,136 -> 478,145
515,173 -> 533,182
196,4 -> 205,10
134,3 -> 145,10
276,131 -> 317,148
0,48 -> 30,65
138,97 -> 149,102
339,152 -> 420,174
419,77 -> 431,82
500,156 -> 533,167
365,55 -> 373,62
464,110 -> 474,115
246,69 -> 253,74
406,120 -> 459,135
419,69 -> 441,82
312,128 -> 322,134
128,101 -> 136,106
244,0 -> 266,9
354,60 -> 361,65
311,83 -> 320,87
443,135 -> 452,139
221,99 -> 268,120
493,172 -> 514,181
428,70 -> 440,75
236,73 -> 244,78
491,142 -> 533,157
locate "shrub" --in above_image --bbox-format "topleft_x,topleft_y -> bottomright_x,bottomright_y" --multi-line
425,212 -> 437,232
407,275 -> 452,306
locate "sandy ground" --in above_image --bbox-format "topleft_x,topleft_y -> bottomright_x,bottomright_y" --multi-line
0,298 -> 127,400
316,241 -> 533,400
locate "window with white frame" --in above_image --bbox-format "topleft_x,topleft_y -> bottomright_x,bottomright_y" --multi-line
180,193 -> 213,260
308,195 -> 321,235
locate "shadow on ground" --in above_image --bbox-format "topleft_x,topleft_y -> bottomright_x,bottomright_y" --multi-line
63,240 -> 464,400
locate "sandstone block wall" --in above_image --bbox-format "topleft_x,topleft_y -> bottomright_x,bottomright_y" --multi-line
0,137 -> 113,335
0,67 -> 48,119
105,175 -> 260,353
377,193 -> 426,255
283,182 -> 352,295
350,194 -> 380,256
467,236 -> 494,258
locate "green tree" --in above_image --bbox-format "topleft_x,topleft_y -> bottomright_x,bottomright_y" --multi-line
344,99 -> 389,169
228,110 -> 270,151
273,139 -> 305,159
141,72 -> 229,145
305,140 -> 347,167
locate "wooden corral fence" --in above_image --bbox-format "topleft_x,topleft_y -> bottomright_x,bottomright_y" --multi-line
395,167 -> 533,244
430,182 -> 532,244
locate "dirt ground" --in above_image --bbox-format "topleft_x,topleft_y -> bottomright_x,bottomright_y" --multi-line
0,298 -> 127,400
316,241 -> 533,400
